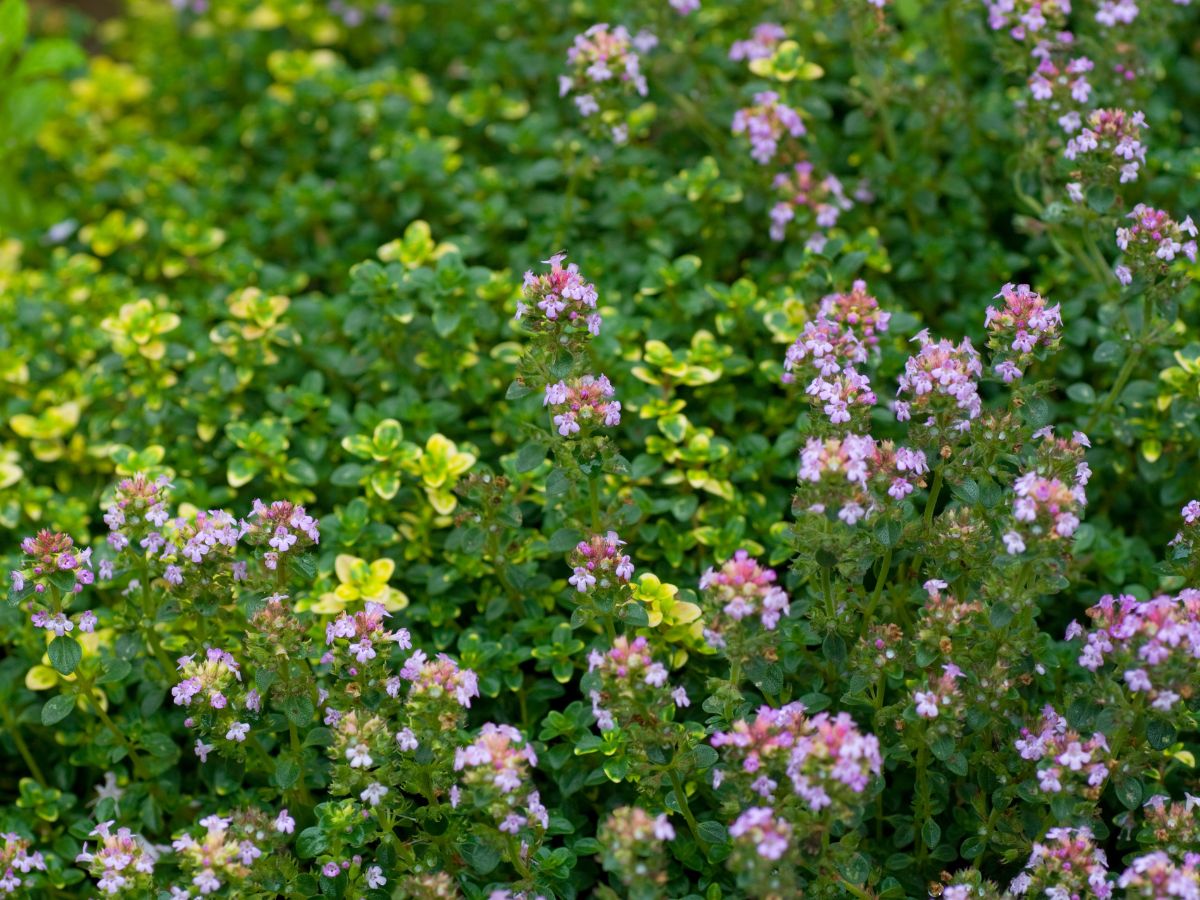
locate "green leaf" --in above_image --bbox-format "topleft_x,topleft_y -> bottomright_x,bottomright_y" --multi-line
96,658 -> 132,684
921,818 -> 941,849
295,826 -> 328,858
697,821 -> 728,844
41,693 -> 74,726
505,379 -> 532,400
1093,341 -> 1125,364
1114,776 -> 1143,810
14,37 -> 83,79
515,442 -> 547,473
619,602 -> 650,628
1066,382 -> 1096,404
275,756 -> 300,790
282,695 -> 314,727
460,837 -> 501,874
1146,719 -> 1176,750
0,0 -> 28,63
48,635 -> 82,675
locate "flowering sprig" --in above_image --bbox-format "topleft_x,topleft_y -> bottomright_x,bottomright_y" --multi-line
516,253 -> 601,338
728,23 -> 785,62
567,531 -> 634,595
1064,107 -> 1147,185
453,723 -> 546,840
1002,469 -> 1086,555
75,820 -> 158,895
597,807 -> 674,897
559,24 -> 656,143
731,91 -> 805,165
711,703 -> 882,820
0,833 -> 46,896
817,280 -> 891,348
984,0 -> 1072,42
985,282 -> 1062,382
1118,851 -> 1200,897
587,636 -> 688,741
543,375 -> 621,437
796,434 -> 928,525
1115,204 -> 1198,285
170,813 -> 259,896
1067,589 -> 1200,717
1008,826 -> 1113,897
1014,705 -> 1111,796
699,550 -> 790,661
894,330 -> 983,435
769,160 -> 853,248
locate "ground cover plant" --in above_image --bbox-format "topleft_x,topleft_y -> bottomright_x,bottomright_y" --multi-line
2,0 -> 1200,896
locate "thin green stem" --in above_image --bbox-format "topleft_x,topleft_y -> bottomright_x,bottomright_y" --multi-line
0,701 -> 46,786
1085,348 -> 1141,434
668,769 -> 704,850
820,565 -> 835,619
923,466 -> 944,528
139,559 -> 175,680
588,471 -> 601,532
91,690 -> 144,778
863,548 -> 892,628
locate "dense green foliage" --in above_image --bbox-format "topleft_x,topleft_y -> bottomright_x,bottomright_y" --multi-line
2,0 -> 1200,897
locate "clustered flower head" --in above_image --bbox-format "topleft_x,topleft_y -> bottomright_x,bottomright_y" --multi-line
711,703 -> 882,816
0,833 -> 45,896
769,160 -> 853,247
985,0 -> 1072,41
1009,826 -> 1112,897
1014,705 -> 1111,796
10,529 -> 94,603
330,710 -> 392,782
782,317 -> 868,385
796,434 -> 928,524
597,806 -> 675,893
729,806 -> 792,861
392,650 -> 481,711
543,375 -> 621,437
453,723 -> 547,837
1115,204 -> 1198,284
171,813 -> 257,896
325,601 -> 412,669
1118,851 -> 1200,896
172,647 -> 243,712
559,24 -> 656,142
1064,107 -> 1147,184
985,282 -> 1062,381
567,531 -> 634,594
894,329 -> 983,433
1067,589 -> 1200,714
1028,52 -> 1093,107
699,550 -> 790,648
588,636 -> 689,733
76,821 -> 158,895
913,662 -> 966,722
103,472 -> 173,543
731,91 -> 805,164
728,22 -> 785,62
817,280 -> 891,348
1141,794 -> 1200,849
1002,465 -> 1086,554
806,367 -> 877,426
243,499 -> 320,570
516,253 -> 601,335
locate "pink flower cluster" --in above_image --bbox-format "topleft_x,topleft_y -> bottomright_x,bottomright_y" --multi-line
454,724 -> 547,836
769,161 -> 853,246
782,317 -> 869,385
543,375 -> 621,437
0,833 -> 45,896
732,91 -> 805,164
1067,590 -> 1200,714
1002,468 -> 1086,554
171,814 -> 256,896
454,723 -> 538,795
1064,108 -> 1147,183
913,663 -> 965,720
325,601 -> 412,667
728,23 -> 785,62
10,529 -> 95,600
560,24 -> 656,142
797,434 -> 928,524
894,330 -> 983,432
172,648 -> 243,710
1014,706 -> 1111,796
567,531 -> 634,594
1118,851 -> 1200,896
598,807 -> 675,890
1169,499 -> 1200,559
76,821 -> 158,895
588,636 -> 689,732
729,807 -> 792,861
392,650 -> 481,709
1115,205 -> 1198,283
517,253 -> 601,335
985,0 -> 1072,41
103,472 -> 172,542
1009,826 -> 1112,897
243,499 -> 320,569
1029,53 -> 1093,106
985,283 -> 1063,381
817,281 -> 891,348
699,549 -> 790,642
711,703 -> 882,815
